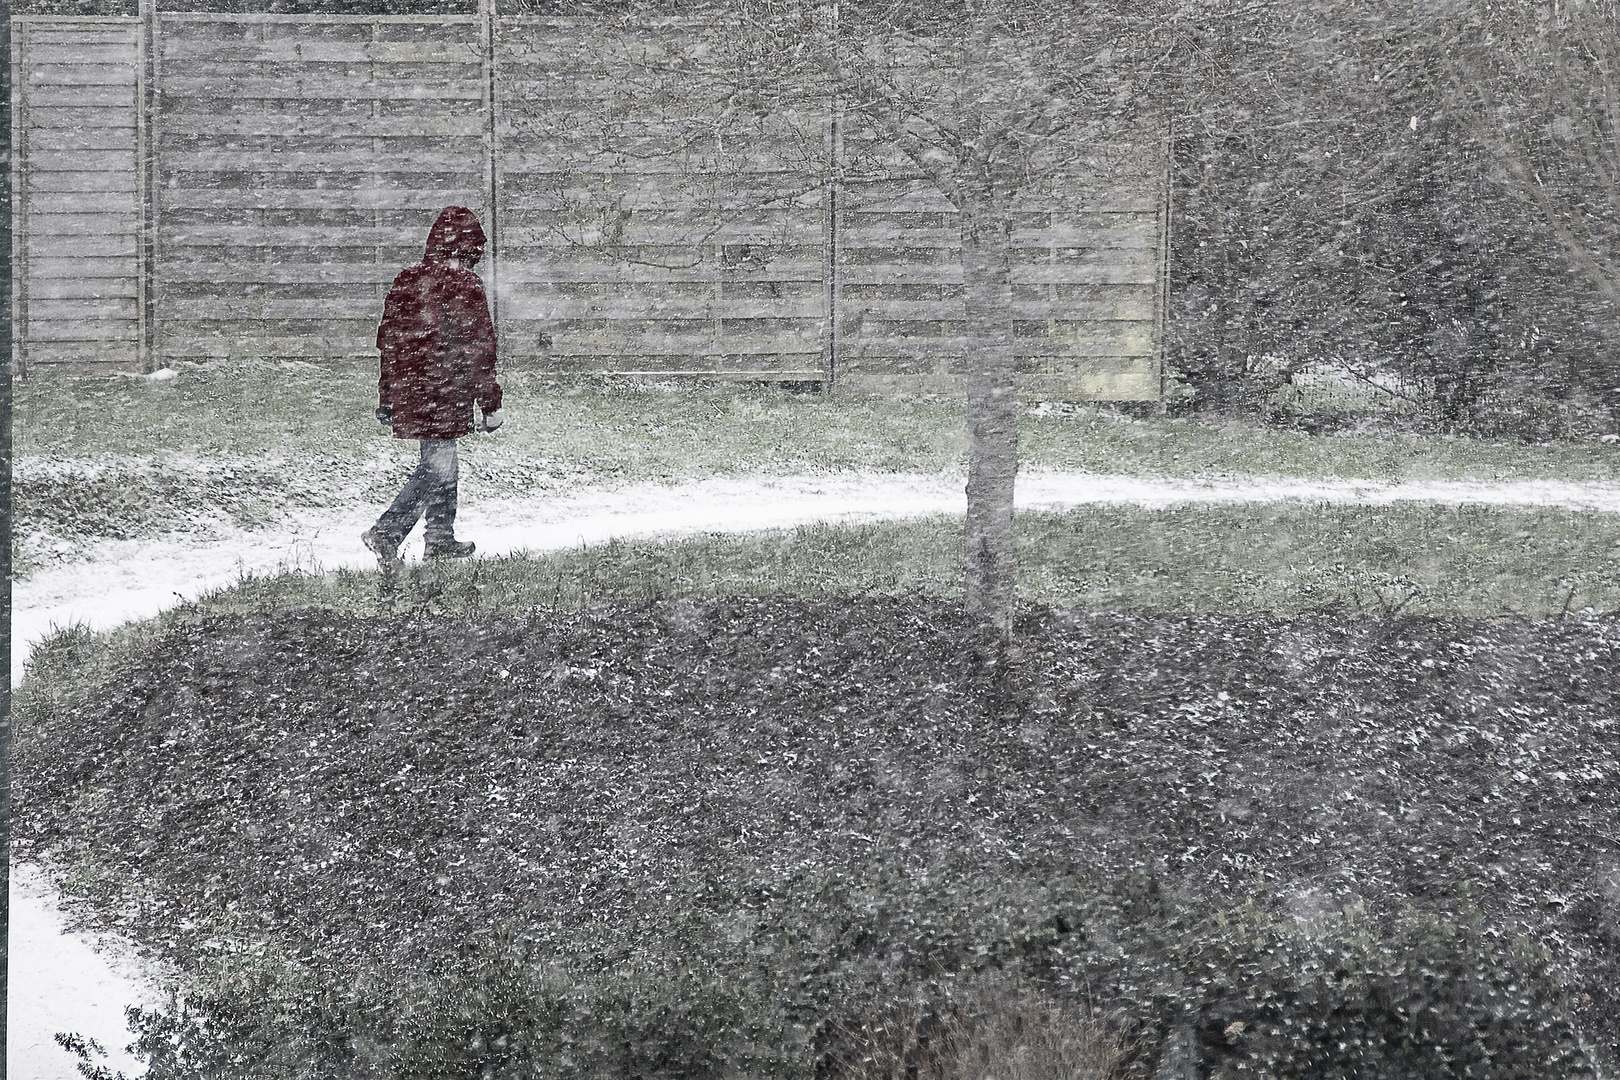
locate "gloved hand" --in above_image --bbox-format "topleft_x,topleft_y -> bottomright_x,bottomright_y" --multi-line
376,404 -> 392,427
480,408 -> 504,433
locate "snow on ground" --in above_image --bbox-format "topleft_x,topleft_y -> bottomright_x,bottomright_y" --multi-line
12,468 -> 1620,1079
9,865 -> 169,1080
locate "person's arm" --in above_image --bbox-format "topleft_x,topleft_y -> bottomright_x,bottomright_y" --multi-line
455,274 -> 503,427
375,281 -> 402,421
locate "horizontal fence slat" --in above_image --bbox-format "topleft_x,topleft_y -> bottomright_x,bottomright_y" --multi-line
839,340 -> 1155,360
841,298 -> 1156,322
25,66 -> 138,89
18,344 -> 140,369
503,298 -> 826,320
25,129 -> 137,152
27,277 -> 140,300
25,321 -> 140,343
161,76 -> 483,101
21,150 -> 135,173
164,299 -> 384,319
21,150 -> 138,173
22,106 -> 137,130
158,264 -> 422,284
26,236 -> 138,259
159,148 -> 487,173
157,112 -> 481,138
542,335 -> 824,357
22,212 -> 140,236
502,262 -> 827,285
28,298 -> 141,320
28,256 -> 139,278
159,40 -> 478,63
530,359 -> 827,376
24,172 -> 137,193
26,192 -> 139,213
159,190 -> 486,211
25,84 -> 137,108
26,43 -> 138,64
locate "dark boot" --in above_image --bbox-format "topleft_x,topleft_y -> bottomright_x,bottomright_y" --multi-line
362,527 -> 402,572
424,539 -> 476,559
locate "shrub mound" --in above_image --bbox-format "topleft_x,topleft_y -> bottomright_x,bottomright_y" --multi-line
15,597 -> 1620,1078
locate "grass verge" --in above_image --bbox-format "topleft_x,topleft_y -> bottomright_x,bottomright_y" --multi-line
18,364 -> 1620,484
153,502 -> 1620,624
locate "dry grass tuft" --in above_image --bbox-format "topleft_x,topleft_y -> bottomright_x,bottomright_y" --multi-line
829,982 -> 1129,1080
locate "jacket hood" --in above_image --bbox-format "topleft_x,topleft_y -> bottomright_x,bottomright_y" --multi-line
425,206 -> 487,260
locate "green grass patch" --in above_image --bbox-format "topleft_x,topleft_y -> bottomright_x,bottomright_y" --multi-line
17,365 -> 1620,485
163,502 -> 1620,625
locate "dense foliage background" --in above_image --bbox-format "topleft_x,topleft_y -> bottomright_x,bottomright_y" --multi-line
1168,0 -> 1620,435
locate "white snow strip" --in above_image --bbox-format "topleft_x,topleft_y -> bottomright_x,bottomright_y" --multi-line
11,467 -> 1619,1080
8,865 -> 168,1080
17,471 -> 1620,691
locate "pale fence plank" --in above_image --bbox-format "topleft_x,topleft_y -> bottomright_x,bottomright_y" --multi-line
25,235 -> 138,259
27,85 -> 140,108
27,43 -> 139,63
28,276 -> 139,299
25,106 -> 137,130
29,321 -> 140,343
160,40 -> 478,63
161,149 -> 485,172
24,172 -> 137,193
160,114 -> 483,138
25,65 -> 137,87
28,192 -> 140,214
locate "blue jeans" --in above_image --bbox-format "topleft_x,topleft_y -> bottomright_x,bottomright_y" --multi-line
375,439 -> 458,545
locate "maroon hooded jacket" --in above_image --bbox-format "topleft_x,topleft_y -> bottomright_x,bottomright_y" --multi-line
376,206 -> 503,440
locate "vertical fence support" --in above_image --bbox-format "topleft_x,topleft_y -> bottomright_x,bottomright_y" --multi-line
137,0 -> 157,371
822,0 -> 841,389
481,0 -> 502,359
11,21 -> 28,380
1154,119 -> 1173,413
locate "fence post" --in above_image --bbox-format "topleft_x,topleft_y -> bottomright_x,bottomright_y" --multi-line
481,0 -> 502,359
137,0 -> 156,372
1155,118 -> 1173,413
822,1 -> 841,388
11,20 -> 28,379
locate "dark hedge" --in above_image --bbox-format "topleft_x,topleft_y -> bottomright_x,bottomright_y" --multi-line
15,597 -> 1620,1077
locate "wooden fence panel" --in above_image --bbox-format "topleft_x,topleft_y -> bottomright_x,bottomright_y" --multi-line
12,18 -> 141,374
152,13 -> 487,362
13,11 -> 1168,398
494,17 -> 829,379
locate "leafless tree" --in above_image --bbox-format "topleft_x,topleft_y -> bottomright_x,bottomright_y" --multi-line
722,0 -> 1171,648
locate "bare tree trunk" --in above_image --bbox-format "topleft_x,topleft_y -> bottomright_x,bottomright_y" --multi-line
960,186 -> 1018,646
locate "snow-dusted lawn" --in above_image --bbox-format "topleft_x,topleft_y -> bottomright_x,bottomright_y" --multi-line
14,465 -> 1620,1079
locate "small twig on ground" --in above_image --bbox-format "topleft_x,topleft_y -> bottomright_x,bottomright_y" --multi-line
1559,581 -> 1579,620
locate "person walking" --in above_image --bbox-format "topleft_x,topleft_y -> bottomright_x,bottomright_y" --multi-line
363,205 -> 504,570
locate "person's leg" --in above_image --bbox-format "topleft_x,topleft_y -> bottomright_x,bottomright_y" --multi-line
373,439 -> 446,542
421,439 -> 459,546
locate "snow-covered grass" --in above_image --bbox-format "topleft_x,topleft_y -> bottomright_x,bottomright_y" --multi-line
161,500 -> 1620,624
18,363 -> 1620,578
18,362 -> 1620,488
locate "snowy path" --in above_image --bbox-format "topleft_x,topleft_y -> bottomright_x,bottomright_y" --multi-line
12,468 -> 1620,1079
